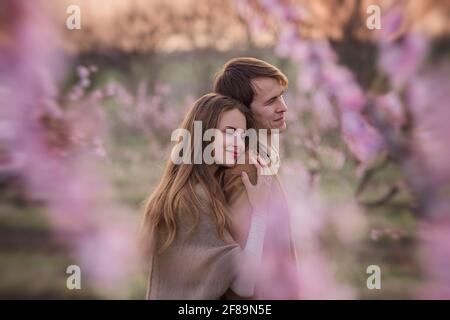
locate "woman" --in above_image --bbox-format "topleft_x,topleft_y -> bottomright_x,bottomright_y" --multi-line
141,93 -> 272,299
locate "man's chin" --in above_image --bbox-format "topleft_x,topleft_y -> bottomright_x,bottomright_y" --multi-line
271,122 -> 287,132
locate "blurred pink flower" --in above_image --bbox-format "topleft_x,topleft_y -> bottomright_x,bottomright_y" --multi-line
79,78 -> 91,89
375,92 -> 406,128
1,0 -> 140,296
379,7 -> 404,41
77,65 -> 90,79
408,63 -> 450,188
335,83 -> 366,112
77,216 -> 140,290
370,229 -> 382,241
276,26 -> 303,59
419,217 -> 450,299
379,34 -> 428,90
341,111 -> 383,163
311,90 -> 338,130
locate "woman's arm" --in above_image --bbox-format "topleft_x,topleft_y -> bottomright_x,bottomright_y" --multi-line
230,210 -> 266,297
230,156 -> 272,297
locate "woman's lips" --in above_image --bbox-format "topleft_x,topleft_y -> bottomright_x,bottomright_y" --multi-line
227,150 -> 240,160
274,116 -> 285,122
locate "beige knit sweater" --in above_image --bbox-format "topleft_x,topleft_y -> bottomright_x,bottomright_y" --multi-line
146,187 -> 245,300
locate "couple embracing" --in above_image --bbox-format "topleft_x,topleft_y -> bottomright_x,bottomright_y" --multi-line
141,57 -> 300,299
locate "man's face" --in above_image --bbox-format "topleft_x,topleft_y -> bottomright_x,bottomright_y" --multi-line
249,77 -> 288,132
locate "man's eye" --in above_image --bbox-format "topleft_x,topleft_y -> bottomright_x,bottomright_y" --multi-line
266,95 -> 284,106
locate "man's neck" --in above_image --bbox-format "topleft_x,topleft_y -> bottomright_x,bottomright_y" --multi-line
260,131 -> 280,154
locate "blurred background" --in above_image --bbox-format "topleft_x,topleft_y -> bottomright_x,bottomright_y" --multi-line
0,0 -> 449,299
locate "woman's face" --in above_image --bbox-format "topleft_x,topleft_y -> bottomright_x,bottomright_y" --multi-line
214,108 -> 247,167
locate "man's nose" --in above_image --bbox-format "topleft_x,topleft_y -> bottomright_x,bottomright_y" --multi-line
275,99 -> 288,113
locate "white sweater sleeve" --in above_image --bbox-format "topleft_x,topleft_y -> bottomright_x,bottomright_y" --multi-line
230,212 -> 266,297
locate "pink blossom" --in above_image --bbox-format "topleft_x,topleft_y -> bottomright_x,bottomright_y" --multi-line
419,217 -> 450,299
1,0 -> 140,297
375,92 -> 406,127
79,78 -> 91,89
379,7 -> 404,41
379,34 -> 429,89
311,90 -> 338,130
335,84 -> 366,112
341,111 -> 383,163
77,65 -> 90,79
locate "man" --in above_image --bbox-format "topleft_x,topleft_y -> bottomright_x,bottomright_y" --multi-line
214,57 -> 300,299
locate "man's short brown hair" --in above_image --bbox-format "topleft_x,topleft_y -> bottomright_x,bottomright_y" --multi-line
213,57 -> 288,108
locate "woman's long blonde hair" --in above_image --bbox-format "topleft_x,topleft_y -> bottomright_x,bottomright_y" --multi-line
140,93 -> 253,256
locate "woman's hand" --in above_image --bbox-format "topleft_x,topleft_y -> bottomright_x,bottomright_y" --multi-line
240,153 -> 273,215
